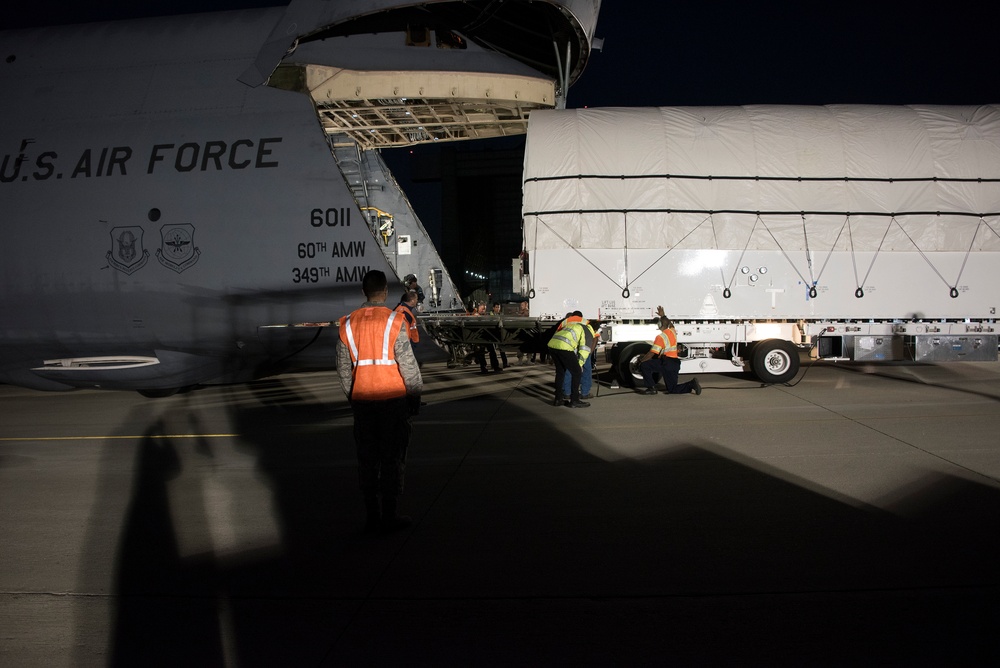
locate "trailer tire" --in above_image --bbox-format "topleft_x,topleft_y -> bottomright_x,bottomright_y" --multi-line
750,339 -> 800,384
616,342 -> 651,388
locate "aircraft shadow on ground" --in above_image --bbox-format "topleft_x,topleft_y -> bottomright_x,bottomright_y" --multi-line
74,376 -> 1000,665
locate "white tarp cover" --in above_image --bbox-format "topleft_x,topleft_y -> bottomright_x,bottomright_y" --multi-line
523,105 -> 1000,254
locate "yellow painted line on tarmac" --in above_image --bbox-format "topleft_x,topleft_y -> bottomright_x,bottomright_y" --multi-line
0,433 -> 239,442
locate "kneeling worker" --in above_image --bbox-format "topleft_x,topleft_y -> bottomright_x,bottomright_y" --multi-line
547,313 -> 594,408
638,305 -> 702,396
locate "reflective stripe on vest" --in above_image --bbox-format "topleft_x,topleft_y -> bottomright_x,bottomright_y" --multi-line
548,322 -> 582,351
344,310 -> 400,368
340,307 -> 407,401
577,325 -> 595,364
394,304 -> 419,343
655,328 -> 678,358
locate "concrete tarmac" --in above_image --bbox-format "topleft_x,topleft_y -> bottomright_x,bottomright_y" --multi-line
1,354 -> 999,666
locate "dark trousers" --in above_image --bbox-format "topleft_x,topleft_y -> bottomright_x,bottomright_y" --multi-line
352,397 -> 411,498
475,345 -> 503,372
551,348 -> 582,403
563,354 -> 594,397
640,356 -> 694,394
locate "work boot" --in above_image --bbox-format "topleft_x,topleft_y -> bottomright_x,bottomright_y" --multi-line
568,400 -> 591,408
380,496 -> 412,533
692,378 -> 702,396
363,496 -> 381,534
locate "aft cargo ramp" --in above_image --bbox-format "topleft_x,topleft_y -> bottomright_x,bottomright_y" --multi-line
522,105 -> 1000,322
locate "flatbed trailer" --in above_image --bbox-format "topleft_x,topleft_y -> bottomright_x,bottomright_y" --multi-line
422,315 -> 557,366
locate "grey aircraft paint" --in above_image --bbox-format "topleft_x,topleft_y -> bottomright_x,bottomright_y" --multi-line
0,0 -> 600,392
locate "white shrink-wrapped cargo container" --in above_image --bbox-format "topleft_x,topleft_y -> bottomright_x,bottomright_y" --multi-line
521,105 -> 1000,383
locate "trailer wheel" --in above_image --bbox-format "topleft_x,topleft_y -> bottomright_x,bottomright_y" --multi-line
750,339 -> 800,384
616,342 -> 651,388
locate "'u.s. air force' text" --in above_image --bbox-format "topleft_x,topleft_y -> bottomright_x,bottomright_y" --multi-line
1,138 -> 281,182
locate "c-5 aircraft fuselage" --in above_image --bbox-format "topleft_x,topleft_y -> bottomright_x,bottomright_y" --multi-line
0,0 -> 601,393
1,10 -> 382,392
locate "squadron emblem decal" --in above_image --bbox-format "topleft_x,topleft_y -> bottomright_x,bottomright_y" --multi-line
107,226 -> 149,274
156,223 -> 201,273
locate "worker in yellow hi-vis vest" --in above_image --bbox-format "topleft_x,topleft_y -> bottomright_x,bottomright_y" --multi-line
547,310 -> 593,408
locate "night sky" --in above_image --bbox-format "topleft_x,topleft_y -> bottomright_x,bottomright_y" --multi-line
570,4 -> 998,107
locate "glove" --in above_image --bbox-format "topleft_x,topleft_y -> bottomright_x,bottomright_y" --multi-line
407,394 -> 421,416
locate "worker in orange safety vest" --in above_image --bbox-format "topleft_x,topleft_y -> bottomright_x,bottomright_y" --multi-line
394,290 -> 420,346
337,270 -> 423,532
637,305 -> 702,396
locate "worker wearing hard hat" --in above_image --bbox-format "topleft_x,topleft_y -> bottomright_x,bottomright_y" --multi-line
547,311 -> 594,408
638,305 -> 702,396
